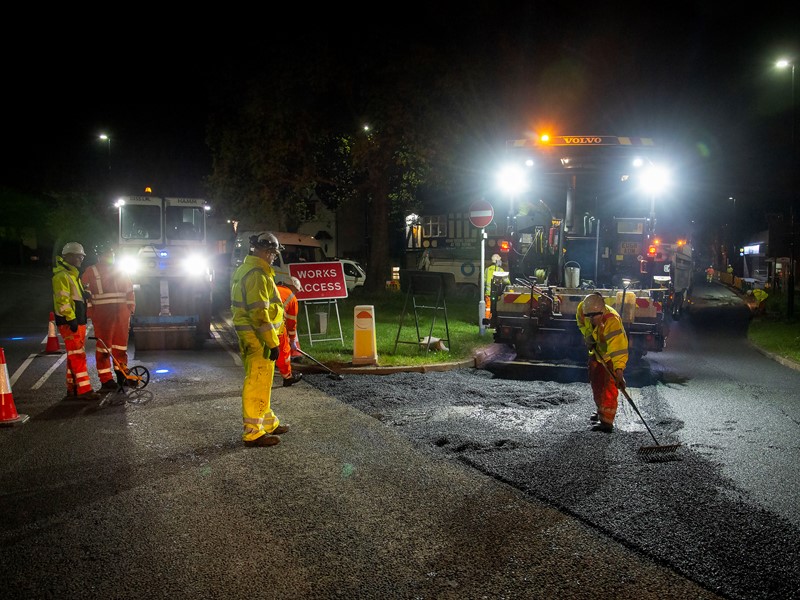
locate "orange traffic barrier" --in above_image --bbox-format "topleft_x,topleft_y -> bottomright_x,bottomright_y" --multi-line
0,347 -> 30,427
45,312 -> 62,354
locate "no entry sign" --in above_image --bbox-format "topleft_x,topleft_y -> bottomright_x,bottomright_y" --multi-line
469,200 -> 494,228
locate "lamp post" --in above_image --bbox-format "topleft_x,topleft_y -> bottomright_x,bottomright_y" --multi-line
99,133 -> 111,172
777,59 -> 796,318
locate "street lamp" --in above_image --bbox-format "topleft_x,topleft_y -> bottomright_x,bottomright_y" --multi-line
777,59 -> 796,318
99,133 -> 111,172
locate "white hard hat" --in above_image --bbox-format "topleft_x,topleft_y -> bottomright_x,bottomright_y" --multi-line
62,242 -> 86,257
251,231 -> 285,252
491,253 -> 501,262
289,276 -> 302,290
583,293 -> 606,314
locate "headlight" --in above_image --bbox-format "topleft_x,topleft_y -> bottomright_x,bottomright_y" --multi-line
118,255 -> 141,276
182,253 -> 210,277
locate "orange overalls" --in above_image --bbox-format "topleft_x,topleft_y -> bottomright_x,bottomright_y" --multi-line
276,284 -> 302,380
577,302 -> 629,427
82,262 -> 136,385
52,256 -> 93,396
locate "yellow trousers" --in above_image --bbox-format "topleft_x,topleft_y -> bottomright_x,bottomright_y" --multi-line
238,330 -> 280,441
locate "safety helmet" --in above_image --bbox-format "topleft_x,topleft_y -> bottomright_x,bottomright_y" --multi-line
61,242 -> 86,257
289,276 -> 302,290
94,241 -> 115,255
491,253 -> 502,263
250,232 -> 285,252
582,293 -> 606,314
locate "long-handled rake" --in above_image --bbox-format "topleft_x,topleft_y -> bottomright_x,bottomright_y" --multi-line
596,356 -> 680,458
296,348 -> 344,381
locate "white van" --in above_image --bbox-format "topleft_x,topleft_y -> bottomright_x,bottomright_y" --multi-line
340,258 -> 367,291
231,231 -> 327,269
231,231 -> 365,291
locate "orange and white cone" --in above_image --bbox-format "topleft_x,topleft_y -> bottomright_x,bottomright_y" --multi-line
0,347 -> 30,427
45,312 -> 62,354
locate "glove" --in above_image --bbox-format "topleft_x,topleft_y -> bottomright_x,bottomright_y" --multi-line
266,346 -> 279,361
68,319 -> 78,332
614,369 -> 626,390
289,336 -> 298,351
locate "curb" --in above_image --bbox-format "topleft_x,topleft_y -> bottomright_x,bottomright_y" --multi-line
748,341 -> 800,372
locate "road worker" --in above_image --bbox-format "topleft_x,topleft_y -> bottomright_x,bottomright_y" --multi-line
484,253 -> 510,321
230,232 -> 287,447
81,241 -> 136,391
576,292 -> 628,433
276,276 -> 304,387
52,242 -> 101,401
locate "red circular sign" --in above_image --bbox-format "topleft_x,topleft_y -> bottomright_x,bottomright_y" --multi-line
469,200 -> 494,228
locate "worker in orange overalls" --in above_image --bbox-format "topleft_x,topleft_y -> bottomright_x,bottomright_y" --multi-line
276,276 -> 304,387
706,265 -> 715,283
576,292 -> 628,433
53,242 -> 101,401
82,242 -> 136,391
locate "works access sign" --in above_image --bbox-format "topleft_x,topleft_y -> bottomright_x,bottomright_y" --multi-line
289,261 -> 348,300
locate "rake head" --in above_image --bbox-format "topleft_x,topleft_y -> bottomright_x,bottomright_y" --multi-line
637,443 -> 682,461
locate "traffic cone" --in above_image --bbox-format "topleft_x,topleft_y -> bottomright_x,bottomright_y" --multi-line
0,347 -> 30,427
45,312 -> 62,354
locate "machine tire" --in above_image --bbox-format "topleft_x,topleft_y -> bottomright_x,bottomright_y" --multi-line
456,283 -> 479,300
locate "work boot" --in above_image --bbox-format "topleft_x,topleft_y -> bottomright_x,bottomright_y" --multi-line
72,390 -> 102,402
100,380 -> 119,392
269,425 -> 289,435
591,422 -> 613,433
243,434 -> 281,448
589,413 -> 600,423
282,373 -> 303,387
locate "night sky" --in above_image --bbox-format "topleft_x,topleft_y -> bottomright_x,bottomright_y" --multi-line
4,8 -> 798,243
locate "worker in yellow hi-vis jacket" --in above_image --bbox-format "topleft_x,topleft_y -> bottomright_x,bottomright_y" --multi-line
576,292 -> 629,433
230,232 -> 287,448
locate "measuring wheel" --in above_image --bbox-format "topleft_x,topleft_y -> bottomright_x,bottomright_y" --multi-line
128,365 -> 150,389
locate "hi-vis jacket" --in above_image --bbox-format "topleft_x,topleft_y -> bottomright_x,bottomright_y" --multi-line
230,255 -> 283,349
82,262 -> 136,319
484,264 -> 510,296
277,284 -> 299,339
576,300 -> 629,372
52,255 -> 88,326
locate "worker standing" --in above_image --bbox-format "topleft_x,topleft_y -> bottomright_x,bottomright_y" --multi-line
484,253 -> 510,321
52,242 -> 101,401
706,265 -> 715,283
276,276 -> 304,387
576,293 -> 628,433
230,232 -> 287,448
81,242 -> 136,391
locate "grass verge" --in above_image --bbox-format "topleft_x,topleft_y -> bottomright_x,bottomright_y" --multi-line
296,289 -> 490,367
